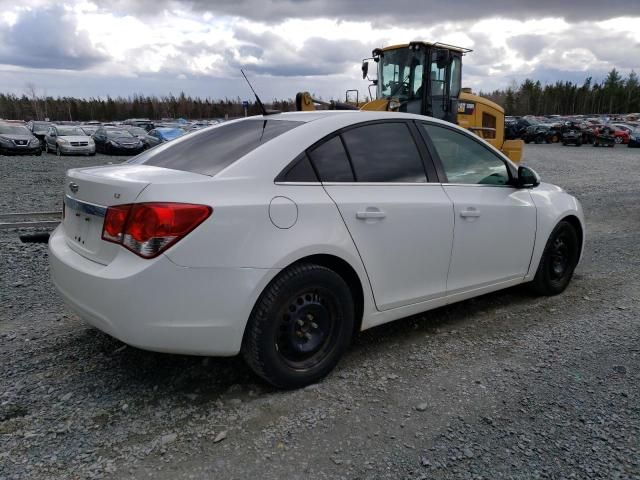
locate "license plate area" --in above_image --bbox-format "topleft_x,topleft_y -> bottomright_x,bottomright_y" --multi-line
63,196 -> 107,256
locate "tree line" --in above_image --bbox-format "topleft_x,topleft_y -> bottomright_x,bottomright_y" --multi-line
481,69 -> 640,117
2,68 -> 638,121
0,89 -> 296,122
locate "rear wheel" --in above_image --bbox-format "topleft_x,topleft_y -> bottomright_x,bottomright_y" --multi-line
530,221 -> 580,296
614,136 -> 623,144
242,263 -> 354,389
535,135 -> 545,144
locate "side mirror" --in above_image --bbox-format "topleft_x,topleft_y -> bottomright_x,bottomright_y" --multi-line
517,165 -> 540,188
361,60 -> 369,80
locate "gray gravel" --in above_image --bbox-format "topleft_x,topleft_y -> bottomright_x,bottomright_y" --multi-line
1,145 -> 639,479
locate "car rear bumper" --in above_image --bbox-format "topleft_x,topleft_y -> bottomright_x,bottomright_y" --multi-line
49,225 -> 277,356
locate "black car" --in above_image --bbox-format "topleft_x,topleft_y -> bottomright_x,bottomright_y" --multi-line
562,129 -> 583,146
26,120 -> 53,150
122,126 -> 152,149
92,127 -> 145,155
0,123 -> 42,155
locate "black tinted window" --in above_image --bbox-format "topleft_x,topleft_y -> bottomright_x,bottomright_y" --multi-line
129,119 -> 302,176
278,154 -> 318,182
308,136 -> 354,182
341,123 -> 426,182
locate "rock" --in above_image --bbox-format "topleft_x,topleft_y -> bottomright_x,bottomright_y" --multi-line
213,431 -> 227,443
161,433 -> 177,445
416,403 -> 428,412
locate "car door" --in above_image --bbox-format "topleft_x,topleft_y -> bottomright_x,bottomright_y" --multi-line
311,121 -> 454,311
419,122 -> 536,295
45,127 -> 54,150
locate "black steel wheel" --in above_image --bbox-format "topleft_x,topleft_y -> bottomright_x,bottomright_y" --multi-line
531,221 -> 580,296
242,263 -> 354,389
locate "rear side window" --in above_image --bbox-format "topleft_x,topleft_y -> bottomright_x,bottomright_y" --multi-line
277,154 -> 319,182
129,119 -> 303,176
341,123 -> 427,182
308,136 -> 355,182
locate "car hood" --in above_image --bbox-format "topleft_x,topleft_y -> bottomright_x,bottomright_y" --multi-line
0,134 -> 35,141
59,135 -> 91,142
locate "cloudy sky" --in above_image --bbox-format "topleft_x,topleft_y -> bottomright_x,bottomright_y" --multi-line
0,0 -> 639,101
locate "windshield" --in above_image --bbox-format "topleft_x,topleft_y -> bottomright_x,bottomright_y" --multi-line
57,127 -> 84,136
32,122 -> 51,133
0,125 -> 30,135
128,127 -> 147,136
107,130 -> 135,139
378,48 -> 424,100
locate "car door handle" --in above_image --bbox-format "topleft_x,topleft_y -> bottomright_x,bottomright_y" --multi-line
460,208 -> 481,218
356,209 -> 386,220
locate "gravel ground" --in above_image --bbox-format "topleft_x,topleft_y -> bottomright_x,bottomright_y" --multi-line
1,145 -> 639,479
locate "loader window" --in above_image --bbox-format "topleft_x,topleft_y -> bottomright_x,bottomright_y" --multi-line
379,48 -> 422,100
482,113 -> 497,139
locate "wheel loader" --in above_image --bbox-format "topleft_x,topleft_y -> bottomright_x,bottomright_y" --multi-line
295,41 -> 524,163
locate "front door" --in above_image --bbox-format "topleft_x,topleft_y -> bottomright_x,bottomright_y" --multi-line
420,122 -> 537,294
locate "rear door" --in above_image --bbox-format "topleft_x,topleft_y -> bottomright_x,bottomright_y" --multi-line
419,122 -> 536,294
312,121 -> 454,311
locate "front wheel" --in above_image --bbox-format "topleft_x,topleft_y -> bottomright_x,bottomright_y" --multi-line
242,263 -> 354,389
530,221 -> 580,296
614,136 -> 623,144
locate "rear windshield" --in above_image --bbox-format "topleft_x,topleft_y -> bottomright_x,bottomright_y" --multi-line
129,119 -> 303,176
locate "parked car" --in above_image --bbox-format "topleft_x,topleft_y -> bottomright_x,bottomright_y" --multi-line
49,111 -> 584,389
522,124 -> 561,144
0,123 -> 42,155
593,126 -> 616,147
80,125 -> 99,136
44,125 -> 96,156
122,126 -> 152,149
611,127 -> 630,144
26,120 -> 53,150
143,127 -> 185,148
92,127 -> 145,155
122,118 -> 155,132
562,128 -> 583,146
628,128 -> 640,148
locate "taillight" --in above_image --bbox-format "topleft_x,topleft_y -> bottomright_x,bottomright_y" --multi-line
101,203 -> 212,259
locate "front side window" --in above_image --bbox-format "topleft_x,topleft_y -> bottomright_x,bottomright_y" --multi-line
341,123 -> 427,183
422,123 -> 510,185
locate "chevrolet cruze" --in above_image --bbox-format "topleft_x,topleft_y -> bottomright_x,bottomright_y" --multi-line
49,111 -> 584,388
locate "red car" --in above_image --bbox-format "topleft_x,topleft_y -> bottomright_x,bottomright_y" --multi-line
591,126 -> 630,145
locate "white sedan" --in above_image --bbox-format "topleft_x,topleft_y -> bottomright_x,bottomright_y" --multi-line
49,111 -> 584,388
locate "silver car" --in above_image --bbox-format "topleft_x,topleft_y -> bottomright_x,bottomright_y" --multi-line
44,125 -> 96,156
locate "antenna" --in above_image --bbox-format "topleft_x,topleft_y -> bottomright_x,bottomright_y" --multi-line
241,69 -> 269,116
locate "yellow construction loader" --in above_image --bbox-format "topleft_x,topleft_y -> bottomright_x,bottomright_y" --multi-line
295,41 -> 523,162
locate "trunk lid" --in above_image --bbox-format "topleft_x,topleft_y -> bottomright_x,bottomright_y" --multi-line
62,164 -> 208,265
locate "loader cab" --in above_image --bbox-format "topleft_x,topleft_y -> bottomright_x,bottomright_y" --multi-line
367,42 -> 469,124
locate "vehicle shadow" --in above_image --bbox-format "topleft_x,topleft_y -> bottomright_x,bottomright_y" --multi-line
61,279 -> 562,404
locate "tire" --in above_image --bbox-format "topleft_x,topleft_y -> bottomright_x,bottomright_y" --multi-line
535,135 -> 545,144
530,221 -> 580,296
242,263 -> 354,389
614,136 -> 623,144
